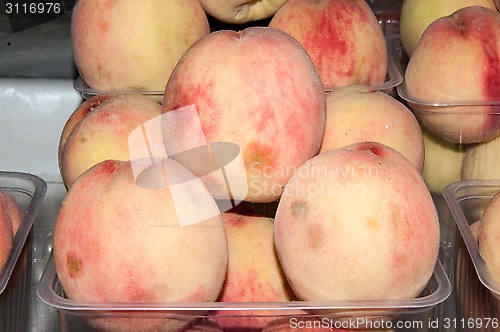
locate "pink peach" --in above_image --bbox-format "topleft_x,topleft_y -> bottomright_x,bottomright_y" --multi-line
163,27 -> 326,203
214,212 -> 295,329
269,0 -> 388,89
54,159 -> 228,332
274,141 -> 440,302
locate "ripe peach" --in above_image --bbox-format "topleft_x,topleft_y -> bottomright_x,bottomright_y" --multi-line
71,0 -> 210,91
214,212 -> 295,329
0,196 -> 13,273
274,142 -> 440,302
319,85 -> 424,173
400,0 -> 497,57
403,6 -> 500,144
163,27 -> 326,203
58,94 -> 114,174
59,94 -> 163,189
198,0 -> 289,24
3,193 -> 23,236
478,191 -> 500,283
53,159 -> 228,332
269,0 -> 388,89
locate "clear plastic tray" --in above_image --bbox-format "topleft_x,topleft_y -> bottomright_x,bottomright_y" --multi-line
0,171 -> 47,293
444,180 -> 500,298
0,171 -> 47,332
38,250 -> 451,331
396,38 -> 500,144
73,35 -> 404,100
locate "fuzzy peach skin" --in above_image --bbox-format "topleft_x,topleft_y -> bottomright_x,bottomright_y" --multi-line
53,159 -> 228,332
403,6 -> 500,144
59,94 -> 163,189
198,0 -> 289,24
71,0 -> 210,91
269,0 -> 388,90
478,191 -> 500,283
58,94 -> 114,174
319,85 -> 424,173
2,193 -> 23,236
400,0 -> 497,57
274,141 -> 440,302
0,195 -> 13,273
214,212 -> 295,329
163,27 -> 326,203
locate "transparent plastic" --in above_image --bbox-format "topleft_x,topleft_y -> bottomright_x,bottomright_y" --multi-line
444,180 -> 500,298
396,38 -> 500,145
0,171 -> 47,293
38,251 -> 451,331
0,171 -> 47,332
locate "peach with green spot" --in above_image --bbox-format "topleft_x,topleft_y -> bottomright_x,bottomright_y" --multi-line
274,141 -> 440,302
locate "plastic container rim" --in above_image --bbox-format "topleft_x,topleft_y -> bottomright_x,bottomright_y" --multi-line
37,251 -> 451,313
443,179 -> 500,298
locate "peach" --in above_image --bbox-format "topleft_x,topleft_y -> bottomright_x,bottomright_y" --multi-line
163,27 -> 326,203
71,0 -> 210,91
0,195 -> 13,273
198,0 -> 289,24
59,94 -> 163,189
400,0 -> 497,57
269,0 -> 388,89
214,212 -> 295,329
58,94 -> 114,174
53,159 -> 228,332
403,6 -> 500,144
3,193 -> 23,236
462,134 -> 500,180
478,191 -> 500,283
422,128 -> 466,194
274,141 -> 440,302
319,85 -> 424,173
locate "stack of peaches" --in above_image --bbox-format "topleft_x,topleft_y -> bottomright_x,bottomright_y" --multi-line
52,0 -> 499,331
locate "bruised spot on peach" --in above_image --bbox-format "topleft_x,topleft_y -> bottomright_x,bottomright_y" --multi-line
244,141 -> 277,170
67,253 -> 82,279
307,224 -> 323,251
291,199 -> 308,219
366,217 -> 380,231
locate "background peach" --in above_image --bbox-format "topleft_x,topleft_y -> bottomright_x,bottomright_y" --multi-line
404,6 -> 500,144
215,212 -> 295,329
198,0 -> 289,24
478,191 -> 500,283
400,0 -> 497,57
319,85 -> 424,173
269,0 -> 388,89
71,0 -> 210,91
59,94 -> 163,189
